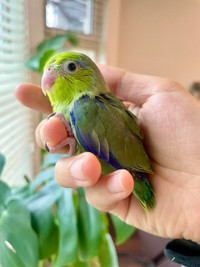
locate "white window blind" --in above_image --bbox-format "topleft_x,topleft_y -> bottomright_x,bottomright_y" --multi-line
0,0 -> 35,186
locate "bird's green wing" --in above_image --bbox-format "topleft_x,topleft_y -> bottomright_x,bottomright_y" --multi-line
70,93 -> 152,173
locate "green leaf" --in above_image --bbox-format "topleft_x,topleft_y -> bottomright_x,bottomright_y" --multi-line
29,167 -> 55,193
10,185 -> 31,200
0,154 -> 5,176
66,260 -> 88,267
37,34 -> 69,53
53,188 -> 78,266
42,153 -> 67,169
65,32 -> 79,46
100,212 -> 109,234
31,205 -> 58,259
25,53 -> 41,72
0,181 -> 11,211
110,214 -> 136,245
26,180 -> 61,259
97,233 -> 119,267
77,188 -> 103,261
0,200 -> 38,267
38,49 -> 57,72
0,241 -> 25,267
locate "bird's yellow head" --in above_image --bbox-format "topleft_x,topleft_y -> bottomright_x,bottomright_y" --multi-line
41,52 -> 109,107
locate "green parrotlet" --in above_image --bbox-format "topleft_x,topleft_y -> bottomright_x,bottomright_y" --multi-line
41,52 -> 154,210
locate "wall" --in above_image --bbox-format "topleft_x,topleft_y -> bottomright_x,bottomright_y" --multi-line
106,0 -> 200,89
27,0 -> 46,175
105,1 -> 199,264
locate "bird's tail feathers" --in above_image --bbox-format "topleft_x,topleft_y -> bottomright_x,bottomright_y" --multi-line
131,171 -> 154,210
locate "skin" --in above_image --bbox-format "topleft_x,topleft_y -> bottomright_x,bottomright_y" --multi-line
15,65 -> 200,244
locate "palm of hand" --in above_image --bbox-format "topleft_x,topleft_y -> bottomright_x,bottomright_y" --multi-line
125,84 -> 200,243
15,66 -> 200,243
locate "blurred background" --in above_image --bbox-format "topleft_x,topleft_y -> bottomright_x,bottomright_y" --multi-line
1,0 -> 200,266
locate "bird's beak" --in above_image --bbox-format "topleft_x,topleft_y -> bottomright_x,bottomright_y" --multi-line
41,66 -> 58,95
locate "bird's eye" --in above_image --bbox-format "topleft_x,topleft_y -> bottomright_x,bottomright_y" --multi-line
64,61 -> 78,74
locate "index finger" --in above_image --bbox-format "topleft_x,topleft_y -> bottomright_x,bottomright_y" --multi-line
98,64 -> 184,106
15,83 -> 52,114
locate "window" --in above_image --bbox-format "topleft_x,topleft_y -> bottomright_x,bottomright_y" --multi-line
46,0 -> 93,35
45,0 -> 107,63
0,0 -> 35,186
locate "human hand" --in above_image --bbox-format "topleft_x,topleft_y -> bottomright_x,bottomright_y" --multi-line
15,66 -> 200,243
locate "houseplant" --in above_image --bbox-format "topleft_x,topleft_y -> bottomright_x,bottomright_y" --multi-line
0,152 -> 135,266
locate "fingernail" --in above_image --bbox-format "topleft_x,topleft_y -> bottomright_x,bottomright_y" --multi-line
70,157 -> 86,180
106,172 -> 126,193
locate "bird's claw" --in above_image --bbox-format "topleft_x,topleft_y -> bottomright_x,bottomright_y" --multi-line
45,112 -> 77,155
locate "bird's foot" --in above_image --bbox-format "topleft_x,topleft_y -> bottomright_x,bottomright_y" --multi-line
44,112 -> 77,156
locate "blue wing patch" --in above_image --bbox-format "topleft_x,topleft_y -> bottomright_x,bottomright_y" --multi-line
70,95 -> 122,168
